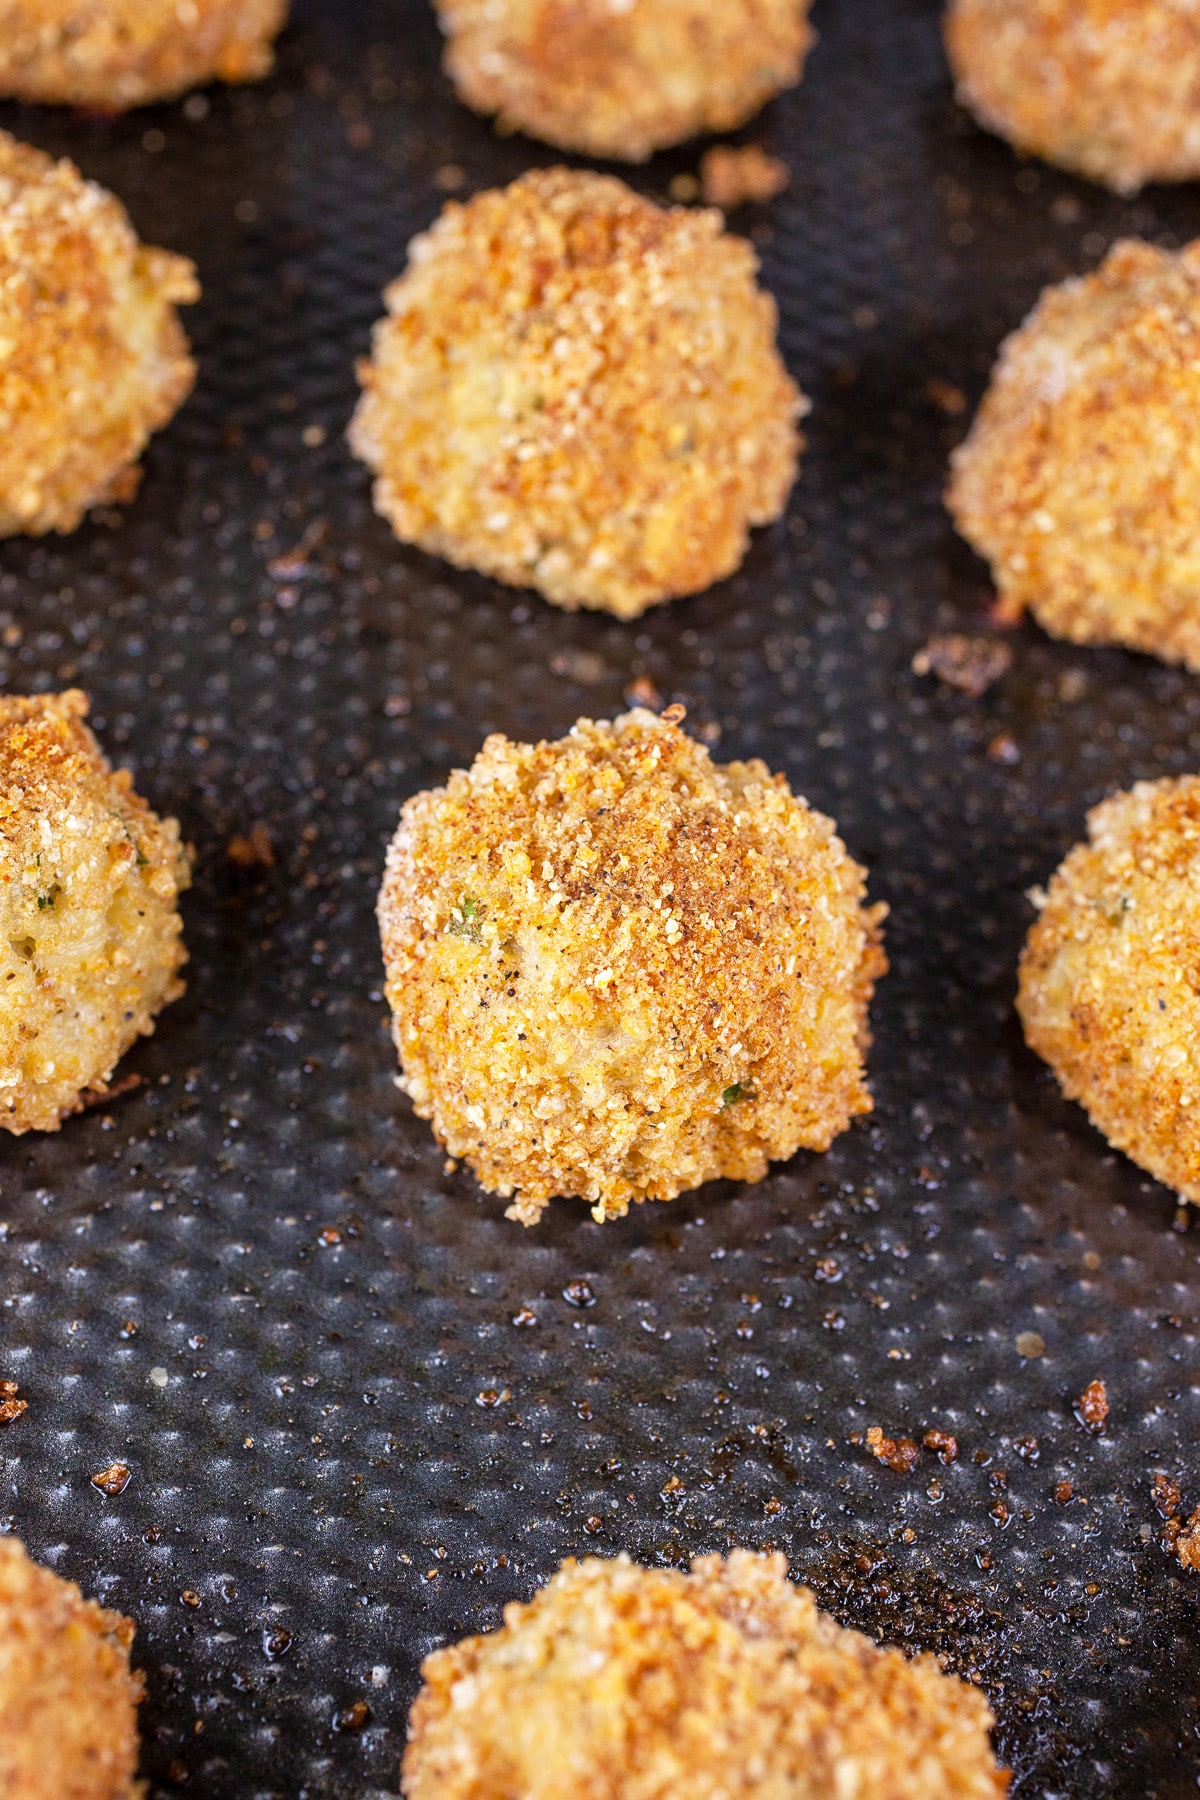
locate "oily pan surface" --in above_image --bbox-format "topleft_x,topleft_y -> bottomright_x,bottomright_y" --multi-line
0,1 -> 1198,1796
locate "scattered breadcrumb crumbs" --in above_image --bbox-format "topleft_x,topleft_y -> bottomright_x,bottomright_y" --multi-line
700,144 -> 790,209
866,1426 -> 920,1473
1073,1380 -> 1109,1434
912,633 -> 1012,697
0,1380 -> 26,1426
402,1551 -> 1007,1800
924,1428 -> 959,1464
926,377 -> 967,416
226,825 -> 275,870
91,1463 -> 132,1497
1174,1511 -> 1200,1572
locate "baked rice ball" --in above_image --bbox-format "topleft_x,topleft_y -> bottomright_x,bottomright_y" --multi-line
435,0 -> 814,162
0,131 -> 198,538
0,0 -> 286,110
0,690 -> 190,1134
944,0 -> 1200,195
348,167 -> 803,620
0,1534 -> 142,1800
947,238 -> 1200,671
377,707 -> 885,1224
1017,775 -> 1200,1203
402,1551 -> 1008,1800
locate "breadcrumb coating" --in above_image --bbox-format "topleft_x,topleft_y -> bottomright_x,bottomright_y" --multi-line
0,0 -> 286,109
1018,776 -> 1200,1203
377,708 -> 885,1224
0,1534 -> 142,1800
0,690 -> 190,1134
0,131 -> 197,538
402,1551 -> 1008,1800
349,168 -> 803,620
944,0 -> 1200,195
947,239 -> 1200,671
435,0 -> 813,162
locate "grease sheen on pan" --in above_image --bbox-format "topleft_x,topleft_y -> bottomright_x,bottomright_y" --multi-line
0,0 -> 287,109
436,0 -> 814,161
0,1535 -> 143,1800
948,239 -> 1200,670
1018,776 -> 1200,1204
377,708 -> 885,1224
0,691 -> 190,1134
402,1551 -> 1008,1800
350,168 -> 803,619
945,0 -> 1200,194
0,130 -> 197,537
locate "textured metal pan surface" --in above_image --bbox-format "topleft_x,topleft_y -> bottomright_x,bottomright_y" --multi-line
1,1 -> 1199,1794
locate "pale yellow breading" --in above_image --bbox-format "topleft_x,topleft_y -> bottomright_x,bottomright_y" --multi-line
435,0 -> 814,162
945,0 -> 1200,195
0,1535 -> 142,1800
377,708 -> 885,1224
0,0 -> 286,109
0,690 -> 190,1134
402,1552 -> 1008,1800
1018,776 -> 1200,1204
349,168 -> 803,620
0,132 -> 198,538
948,239 -> 1200,671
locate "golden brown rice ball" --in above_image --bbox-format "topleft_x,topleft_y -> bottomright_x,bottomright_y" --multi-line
0,1534 -> 142,1800
1017,776 -> 1200,1203
377,707 -> 885,1225
0,690 -> 190,1134
349,167 -> 803,620
0,131 -> 198,538
402,1551 -> 1008,1800
435,0 -> 814,162
947,239 -> 1200,670
944,0 -> 1200,195
0,0 -> 286,110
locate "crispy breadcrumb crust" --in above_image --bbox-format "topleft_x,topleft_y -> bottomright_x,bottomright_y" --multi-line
0,132 -> 198,538
349,168 -> 803,620
0,1535 -> 143,1800
947,239 -> 1200,671
0,0 -> 286,109
944,0 -> 1200,195
0,690 -> 190,1134
377,709 -> 885,1224
1018,776 -> 1200,1203
402,1551 -> 1008,1800
435,0 -> 813,162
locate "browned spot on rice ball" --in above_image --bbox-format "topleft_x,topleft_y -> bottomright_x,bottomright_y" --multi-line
435,0 -> 813,162
948,239 -> 1200,671
348,167 -> 803,620
402,1551 -> 1008,1800
0,1534 -> 143,1800
377,707 -> 885,1225
0,131 -> 198,538
0,690 -> 190,1134
945,0 -> 1200,195
1018,775 -> 1200,1204
0,0 -> 286,109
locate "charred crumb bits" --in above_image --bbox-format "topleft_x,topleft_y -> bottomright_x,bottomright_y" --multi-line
0,131 -> 198,538
349,168 -> 804,619
911,633 -> 1012,698
0,1534 -> 142,1800
435,0 -> 814,163
0,1381 -> 26,1425
91,1463 -> 132,1496
1175,1511 -> 1200,1572
1152,1473 -> 1182,1518
377,707 -> 885,1224
401,1551 -> 1007,1800
866,1427 -> 921,1474
1053,1480 -> 1074,1505
700,144 -> 790,209
1073,1380 -> 1109,1434
924,1428 -> 959,1464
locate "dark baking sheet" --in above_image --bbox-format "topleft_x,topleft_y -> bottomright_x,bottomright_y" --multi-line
2,1 -> 1199,1794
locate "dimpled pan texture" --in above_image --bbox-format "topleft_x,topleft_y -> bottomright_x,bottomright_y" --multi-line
0,2 -> 1197,1798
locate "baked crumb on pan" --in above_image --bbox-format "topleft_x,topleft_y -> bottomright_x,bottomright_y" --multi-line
0,0 -> 286,109
0,131 -> 198,538
0,1534 -> 143,1800
401,1551 -> 1008,1800
948,239 -> 1200,670
1017,776 -> 1200,1203
377,707 -> 885,1224
349,167 -> 803,620
435,0 -> 813,162
0,690 -> 190,1135
944,0 -> 1200,195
